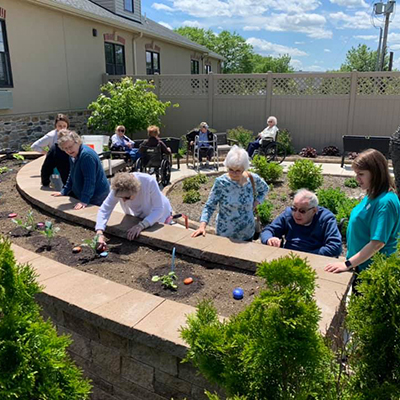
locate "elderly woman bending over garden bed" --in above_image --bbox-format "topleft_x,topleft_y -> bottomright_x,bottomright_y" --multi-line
191,146 -> 269,242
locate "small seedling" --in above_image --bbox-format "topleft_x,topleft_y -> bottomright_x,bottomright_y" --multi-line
152,271 -> 178,290
13,153 -> 25,161
21,144 -> 33,151
40,221 -> 60,249
0,166 -> 9,174
82,235 -> 100,256
12,210 -> 36,232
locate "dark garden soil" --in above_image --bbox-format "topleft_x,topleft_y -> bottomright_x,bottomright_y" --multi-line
0,159 -> 264,317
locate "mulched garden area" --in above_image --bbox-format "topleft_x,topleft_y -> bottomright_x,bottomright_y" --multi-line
1,159 -> 265,317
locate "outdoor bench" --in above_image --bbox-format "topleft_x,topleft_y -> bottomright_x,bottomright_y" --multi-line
341,135 -> 391,167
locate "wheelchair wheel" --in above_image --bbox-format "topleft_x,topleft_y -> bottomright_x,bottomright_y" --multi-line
160,158 -> 171,186
264,142 -> 286,164
135,158 -> 143,172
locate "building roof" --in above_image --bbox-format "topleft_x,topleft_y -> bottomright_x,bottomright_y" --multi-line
36,0 -> 224,60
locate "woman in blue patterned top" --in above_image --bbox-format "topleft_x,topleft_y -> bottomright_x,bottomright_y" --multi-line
191,146 -> 269,241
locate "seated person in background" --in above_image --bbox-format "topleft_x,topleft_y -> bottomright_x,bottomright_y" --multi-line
247,116 -> 279,158
139,125 -> 171,155
51,129 -> 110,210
32,113 -> 70,154
261,189 -> 342,257
186,122 -> 214,166
111,125 -> 140,162
95,172 -> 172,241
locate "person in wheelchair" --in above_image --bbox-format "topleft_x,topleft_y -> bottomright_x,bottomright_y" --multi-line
110,125 -> 141,162
186,122 -> 214,166
139,125 -> 171,155
247,116 -> 279,158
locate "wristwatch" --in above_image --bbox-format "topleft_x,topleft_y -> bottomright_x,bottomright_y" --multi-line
345,259 -> 353,270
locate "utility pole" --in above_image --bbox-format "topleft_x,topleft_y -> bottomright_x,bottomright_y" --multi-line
376,27 -> 383,71
374,1 -> 396,71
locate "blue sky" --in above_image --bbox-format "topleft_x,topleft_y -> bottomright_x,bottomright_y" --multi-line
141,0 -> 400,71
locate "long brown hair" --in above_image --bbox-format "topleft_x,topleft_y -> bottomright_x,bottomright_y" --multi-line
352,148 -> 395,199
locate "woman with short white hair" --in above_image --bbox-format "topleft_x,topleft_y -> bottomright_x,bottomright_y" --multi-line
191,146 -> 269,241
247,116 -> 279,158
95,172 -> 172,241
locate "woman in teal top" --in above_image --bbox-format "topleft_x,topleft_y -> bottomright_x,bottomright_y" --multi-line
325,149 -> 400,275
191,146 -> 269,241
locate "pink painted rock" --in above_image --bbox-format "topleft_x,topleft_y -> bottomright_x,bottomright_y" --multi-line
8,213 -> 17,218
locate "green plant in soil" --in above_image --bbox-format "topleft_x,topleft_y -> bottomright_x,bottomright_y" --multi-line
256,200 -> 274,226
183,189 -> 201,204
21,144 -> 33,151
227,126 -> 254,149
181,254 -> 338,400
82,235 -> 100,256
12,153 -> 25,161
40,221 -> 60,249
152,271 -> 178,290
287,159 -> 323,191
251,155 -> 283,183
12,210 -> 36,232
344,177 -> 358,188
0,237 -> 92,399
0,166 -> 10,174
182,174 -> 208,191
345,248 -> 400,399
277,128 -> 295,155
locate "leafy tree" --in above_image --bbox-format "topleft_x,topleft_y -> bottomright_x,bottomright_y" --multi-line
174,27 -> 218,49
181,254 -> 338,400
340,44 -> 388,72
0,237 -> 91,399
252,53 -> 294,73
87,77 -> 176,134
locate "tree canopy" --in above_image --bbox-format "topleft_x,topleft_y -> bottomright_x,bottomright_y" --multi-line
174,27 -> 293,74
340,44 -> 388,72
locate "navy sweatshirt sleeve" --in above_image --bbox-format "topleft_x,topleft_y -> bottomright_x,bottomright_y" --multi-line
261,208 -> 290,244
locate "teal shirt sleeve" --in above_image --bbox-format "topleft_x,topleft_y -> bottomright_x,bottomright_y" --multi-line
200,179 -> 221,224
370,200 -> 398,244
253,173 -> 269,203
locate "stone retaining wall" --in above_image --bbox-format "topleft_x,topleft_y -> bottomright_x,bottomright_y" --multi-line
0,110 -> 91,150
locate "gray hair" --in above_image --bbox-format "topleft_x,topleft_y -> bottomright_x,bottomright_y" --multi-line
267,116 -> 278,125
58,129 -> 82,148
112,172 -> 141,197
199,121 -> 209,129
224,145 -> 250,171
294,189 -> 318,208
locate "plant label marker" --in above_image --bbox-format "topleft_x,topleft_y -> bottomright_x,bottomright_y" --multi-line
233,287 -> 244,300
37,222 -> 45,229
171,247 -> 176,272
184,277 -> 193,285
8,213 -> 17,218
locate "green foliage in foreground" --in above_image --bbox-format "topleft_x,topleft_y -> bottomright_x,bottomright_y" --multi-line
87,78 -> 177,134
251,155 -> 283,183
346,249 -> 400,399
181,254 -> 338,400
227,126 -> 254,149
0,237 -> 91,399
344,177 -> 358,188
287,159 -> 323,191
256,200 -> 274,226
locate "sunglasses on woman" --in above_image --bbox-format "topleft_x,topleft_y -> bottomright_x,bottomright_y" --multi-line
118,129 -> 125,133
290,206 -> 314,214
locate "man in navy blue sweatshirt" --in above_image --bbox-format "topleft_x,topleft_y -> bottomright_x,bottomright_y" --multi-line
261,189 -> 342,257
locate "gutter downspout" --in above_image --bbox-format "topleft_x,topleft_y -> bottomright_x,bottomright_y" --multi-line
132,32 -> 143,75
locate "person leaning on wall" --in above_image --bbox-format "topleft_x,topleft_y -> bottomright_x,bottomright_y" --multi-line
325,149 -> 400,288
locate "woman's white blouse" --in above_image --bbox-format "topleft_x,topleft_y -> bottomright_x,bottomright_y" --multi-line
31,129 -> 58,152
95,172 -> 172,231
259,125 -> 278,143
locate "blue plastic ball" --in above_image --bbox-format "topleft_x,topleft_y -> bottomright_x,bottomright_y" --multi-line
232,287 -> 244,300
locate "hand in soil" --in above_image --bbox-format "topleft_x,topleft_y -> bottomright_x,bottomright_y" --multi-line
74,202 -> 87,210
127,224 -> 143,240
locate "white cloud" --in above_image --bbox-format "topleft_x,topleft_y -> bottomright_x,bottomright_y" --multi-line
324,48 -> 331,52
354,35 -> 378,41
152,3 -> 175,12
330,11 -> 371,29
246,37 -> 308,57
305,65 -> 325,71
243,26 -> 261,31
390,44 -> 400,51
158,21 -> 173,29
330,0 -> 368,8
392,57 -> 400,70
290,59 -> 303,70
182,20 -> 204,28
295,41 -> 306,45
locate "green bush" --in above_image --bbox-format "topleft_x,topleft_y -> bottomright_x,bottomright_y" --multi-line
227,126 -> 254,148
256,200 -> 274,225
0,237 -> 91,399
183,189 -> 201,204
182,174 -> 208,191
287,159 -> 323,191
251,155 -> 283,183
181,254 -> 338,400
87,77 -> 178,134
346,250 -> 400,399
278,128 -> 295,155
344,177 -> 358,188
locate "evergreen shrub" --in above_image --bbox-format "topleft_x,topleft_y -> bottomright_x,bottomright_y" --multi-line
287,159 -> 323,191
183,189 -> 201,204
227,126 -> 254,149
251,155 -> 283,183
278,129 -> 295,155
0,237 -> 91,399
256,200 -> 274,225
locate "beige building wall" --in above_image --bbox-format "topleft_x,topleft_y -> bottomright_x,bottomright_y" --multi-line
0,0 -> 221,117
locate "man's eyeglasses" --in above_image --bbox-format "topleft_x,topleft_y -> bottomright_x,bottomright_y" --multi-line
291,206 -> 314,214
